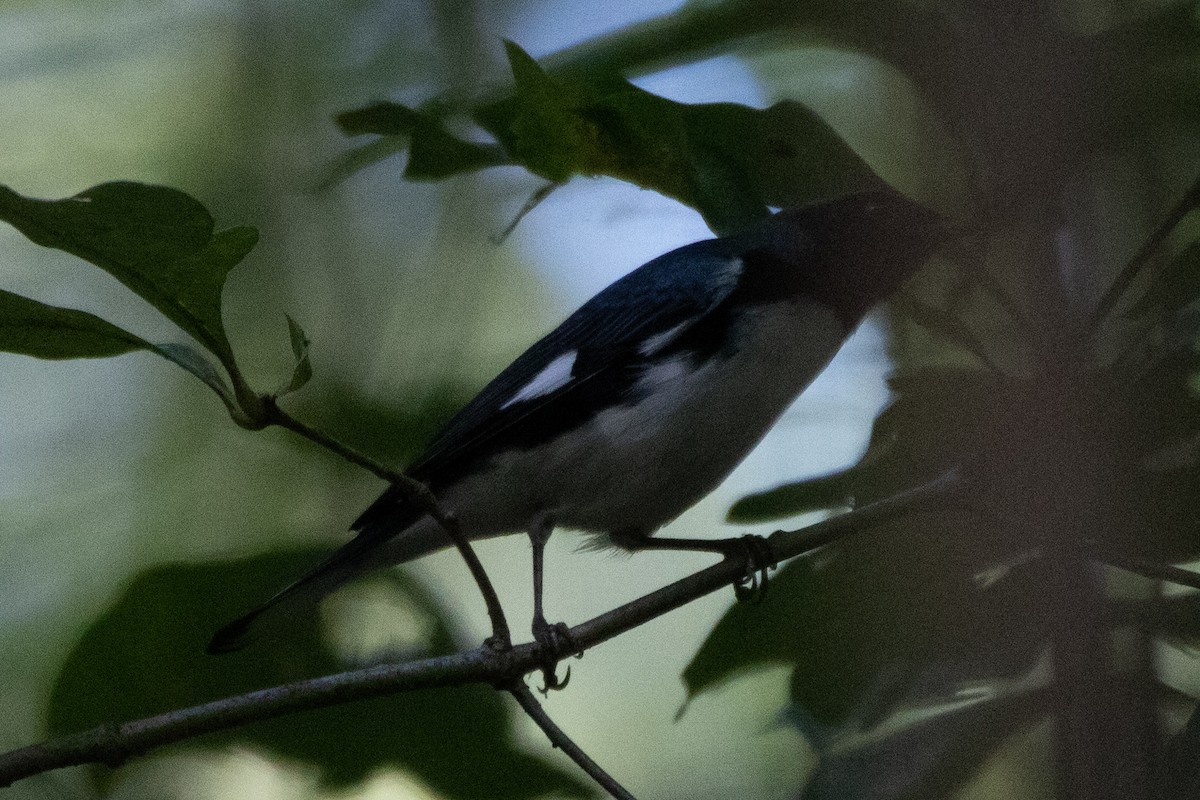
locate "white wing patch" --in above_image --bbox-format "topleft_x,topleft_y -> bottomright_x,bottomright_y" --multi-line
500,350 -> 578,409
638,319 -> 694,357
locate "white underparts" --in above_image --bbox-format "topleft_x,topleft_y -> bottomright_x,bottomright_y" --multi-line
501,349 -> 578,408
422,299 -> 849,541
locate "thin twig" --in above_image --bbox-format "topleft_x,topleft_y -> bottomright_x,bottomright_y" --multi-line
1091,176 -> 1200,326
491,182 -> 562,245
507,681 -> 637,800
261,397 -> 512,647
0,471 -> 959,789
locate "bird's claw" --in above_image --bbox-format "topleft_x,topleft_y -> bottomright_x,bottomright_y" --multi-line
483,633 -> 511,653
532,617 -> 578,694
729,534 -> 777,603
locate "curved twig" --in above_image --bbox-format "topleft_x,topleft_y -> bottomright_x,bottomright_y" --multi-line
508,681 -> 638,800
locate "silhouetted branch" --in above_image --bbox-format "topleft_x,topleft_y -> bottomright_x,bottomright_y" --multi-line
508,681 -> 638,800
0,471 -> 959,789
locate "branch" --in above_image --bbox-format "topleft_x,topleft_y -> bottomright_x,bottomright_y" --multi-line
507,681 -> 637,800
0,471 -> 959,789
260,397 -> 512,647
1091,175 -> 1200,325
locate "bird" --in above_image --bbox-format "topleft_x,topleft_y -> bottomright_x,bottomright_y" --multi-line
208,189 -> 949,666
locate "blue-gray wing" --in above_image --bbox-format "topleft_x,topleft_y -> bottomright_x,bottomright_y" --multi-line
352,239 -> 743,531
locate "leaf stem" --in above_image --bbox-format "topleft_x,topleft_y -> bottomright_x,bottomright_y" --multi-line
507,681 -> 638,800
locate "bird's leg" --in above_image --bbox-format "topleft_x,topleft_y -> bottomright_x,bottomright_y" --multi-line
609,530 -> 777,602
529,515 -> 576,692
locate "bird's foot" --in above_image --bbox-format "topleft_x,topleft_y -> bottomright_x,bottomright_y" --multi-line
725,534 -> 777,603
532,615 -> 579,694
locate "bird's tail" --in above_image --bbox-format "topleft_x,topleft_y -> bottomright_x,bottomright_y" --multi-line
207,505 -> 442,654
207,536 -> 375,654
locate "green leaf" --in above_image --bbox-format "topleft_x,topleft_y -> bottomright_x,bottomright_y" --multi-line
336,42 -> 880,232
0,289 -> 236,409
473,43 -> 878,232
278,314 -> 312,396
335,102 -> 506,180
0,182 -> 257,365
48,552 -> 589,798
479,41 -> 588,183
1128,241 -> 1200,318
0,289 -> 150,359
727,469 -> 855,522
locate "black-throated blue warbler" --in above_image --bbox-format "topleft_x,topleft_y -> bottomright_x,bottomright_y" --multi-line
209,189 -> 948,657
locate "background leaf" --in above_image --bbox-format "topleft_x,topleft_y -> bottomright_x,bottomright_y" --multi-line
332,42 -> 881,233
1129,241 -> 1200,318
47,551 -> 589,799
800,690 -> 1042,800
335,102 -> 507,180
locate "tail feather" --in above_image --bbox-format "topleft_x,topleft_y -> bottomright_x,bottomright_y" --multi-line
207,534 -> 381,654
207,502 -> 441,654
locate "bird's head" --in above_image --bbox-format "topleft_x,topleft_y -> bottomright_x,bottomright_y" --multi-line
739,190 -> 951,327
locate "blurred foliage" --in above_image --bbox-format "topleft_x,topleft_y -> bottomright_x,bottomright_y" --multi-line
48,550 -> 588,799
0,182 -> 264,415
335,41 -> 880,233
3,0 -> 1200,798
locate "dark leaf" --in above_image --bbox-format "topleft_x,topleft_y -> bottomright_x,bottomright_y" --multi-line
1129,241 -> 1200,318
336,102 -> 426,136
1097,1 -> 1200,137
334,102 -> 506,180
894,294 -> 997,370
683,544 -> 1048,725
0,289 -> 236,408
48,552 -> 589,798
0,289 -> 150,359
453,42 -> 876,232
278,315 -> 312,396
0,182 -> 257,365
800,689 -> 1042,800
727,469 -> 855,522
1156,699 -> 1200,800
